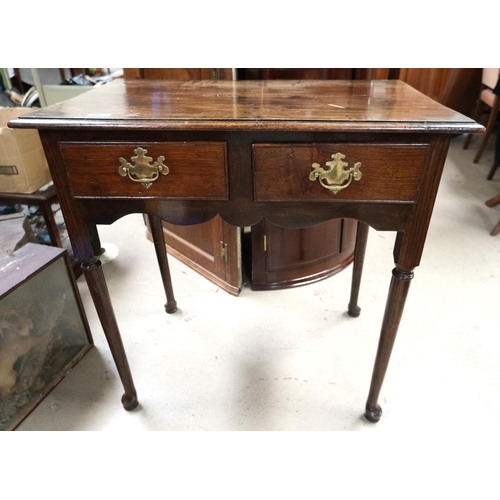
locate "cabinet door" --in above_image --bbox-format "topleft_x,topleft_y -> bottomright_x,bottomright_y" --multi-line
247,219 -> 357,290
161,217 -> 241,295
145,216 -> 241,295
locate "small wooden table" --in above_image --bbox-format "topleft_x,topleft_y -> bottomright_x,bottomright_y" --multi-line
9,79 -> 483,423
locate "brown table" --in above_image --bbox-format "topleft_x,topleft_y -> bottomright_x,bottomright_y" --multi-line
9,79 -> 483,423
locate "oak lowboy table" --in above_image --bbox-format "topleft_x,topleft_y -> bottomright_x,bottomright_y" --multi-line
10,79 -> 483,423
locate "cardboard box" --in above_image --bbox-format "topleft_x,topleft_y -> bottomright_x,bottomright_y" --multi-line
0,107 -> 51,194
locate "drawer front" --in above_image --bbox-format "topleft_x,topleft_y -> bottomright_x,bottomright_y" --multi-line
253,143 -> 429,202
60,141 -> 228,199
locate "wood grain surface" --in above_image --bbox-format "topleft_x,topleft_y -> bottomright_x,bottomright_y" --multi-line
253,143 -> 429,202
9,80 -> 484,134
60,141 -> 228,199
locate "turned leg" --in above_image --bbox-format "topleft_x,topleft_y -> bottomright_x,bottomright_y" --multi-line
348,221 -> 369,317
83,257 -> 138,410
39,131 -> 139,411
364,266 -> 414,423
149,215 -> 178,313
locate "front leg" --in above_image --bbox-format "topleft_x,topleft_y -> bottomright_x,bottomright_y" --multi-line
364,265 -> 414,422
82,257 -> 138,410
362,136 -> 452,422
39,130 -> 140,411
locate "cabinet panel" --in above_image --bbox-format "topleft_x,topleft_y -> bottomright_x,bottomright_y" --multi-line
145,216 -> 242,296
247,219 -> 357,290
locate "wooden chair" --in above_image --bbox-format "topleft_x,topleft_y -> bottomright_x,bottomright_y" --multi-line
463,68 -> 500,173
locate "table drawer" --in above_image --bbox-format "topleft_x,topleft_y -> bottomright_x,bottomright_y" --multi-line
253,143 -> 429,202
60,141 -> 228,199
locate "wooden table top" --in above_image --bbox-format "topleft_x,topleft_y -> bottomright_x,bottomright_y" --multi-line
9,79 -> 484,134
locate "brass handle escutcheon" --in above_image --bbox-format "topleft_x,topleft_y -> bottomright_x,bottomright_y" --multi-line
118,147 -> 169,189
309,152 -> 362,194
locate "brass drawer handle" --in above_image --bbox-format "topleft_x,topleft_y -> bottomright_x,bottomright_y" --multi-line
118,147 -> 169,189
309,152 -> 362,194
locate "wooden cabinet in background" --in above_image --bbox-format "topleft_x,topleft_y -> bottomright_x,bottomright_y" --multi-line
146,215 -> 241,296
398,68 -> 482,117
240,68 -> 396,81
123,68 -> 234,81
246,219 -> 357,290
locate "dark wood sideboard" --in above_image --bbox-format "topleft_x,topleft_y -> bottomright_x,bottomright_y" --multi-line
9,79 -> 483,423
